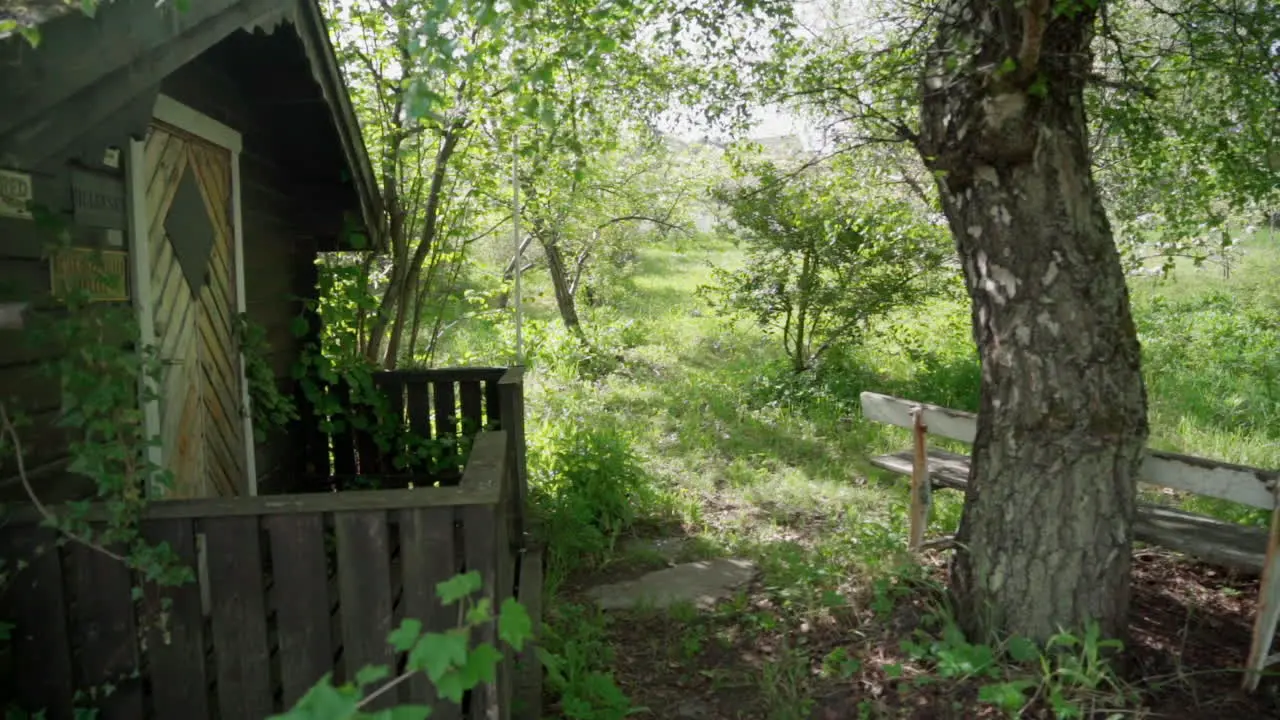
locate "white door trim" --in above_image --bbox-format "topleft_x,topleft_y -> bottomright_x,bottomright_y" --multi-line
127,93 -> 258,497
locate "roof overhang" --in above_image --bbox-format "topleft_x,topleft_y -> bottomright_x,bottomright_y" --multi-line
0,0 -> 384,251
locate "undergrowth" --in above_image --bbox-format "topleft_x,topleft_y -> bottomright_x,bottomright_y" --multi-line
426,234 -> 1280,718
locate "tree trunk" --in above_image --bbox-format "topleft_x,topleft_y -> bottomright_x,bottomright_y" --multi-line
381,128 -> 463,369
540,233 -> 583,334
918,1 -> 1148,644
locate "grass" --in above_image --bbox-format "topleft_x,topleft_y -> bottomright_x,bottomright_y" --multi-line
429,233 -> 1280,718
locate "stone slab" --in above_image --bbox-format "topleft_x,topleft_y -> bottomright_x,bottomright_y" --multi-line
586,558 -> 757,611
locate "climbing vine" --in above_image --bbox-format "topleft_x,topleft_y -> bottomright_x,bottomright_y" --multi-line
291,260 -> 468,488
236,313 -> 300,442
1,211 -> 195,717
275,570 -> 533,720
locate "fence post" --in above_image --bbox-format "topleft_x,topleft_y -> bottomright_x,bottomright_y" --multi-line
498,367 -> 528,549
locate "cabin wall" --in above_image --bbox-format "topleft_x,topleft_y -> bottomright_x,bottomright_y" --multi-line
0,103 -> 151,502
0,20 -> 363,499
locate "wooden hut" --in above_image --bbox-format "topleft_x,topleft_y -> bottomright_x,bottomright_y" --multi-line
0,0 -> 382,501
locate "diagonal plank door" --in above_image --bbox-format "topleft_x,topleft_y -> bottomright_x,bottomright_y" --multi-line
144,122 -> 246,498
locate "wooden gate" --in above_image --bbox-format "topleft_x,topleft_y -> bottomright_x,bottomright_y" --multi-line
144,122 -> 245,497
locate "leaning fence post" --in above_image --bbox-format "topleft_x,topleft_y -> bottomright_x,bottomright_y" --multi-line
498,367 -> 528,549
1243,483 -> 1280,691
908,406 -> 932,551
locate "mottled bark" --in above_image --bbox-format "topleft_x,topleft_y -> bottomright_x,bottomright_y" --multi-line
919,0 -> 1149,642
539,232 -> 583,334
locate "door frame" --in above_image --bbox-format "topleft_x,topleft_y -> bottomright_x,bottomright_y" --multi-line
126,93 -> 258,497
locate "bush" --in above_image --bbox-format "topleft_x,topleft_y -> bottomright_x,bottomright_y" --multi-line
528,418 -> 654,569
700,159 -> 950,372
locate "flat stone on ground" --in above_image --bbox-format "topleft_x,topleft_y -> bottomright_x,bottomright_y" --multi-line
587,558 -> 757,610
621,536 -> 687,564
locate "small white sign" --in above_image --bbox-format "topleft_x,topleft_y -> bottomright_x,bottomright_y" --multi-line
0,302 -> 28,330
0,168 -> 33,219
103,146 -> 121,169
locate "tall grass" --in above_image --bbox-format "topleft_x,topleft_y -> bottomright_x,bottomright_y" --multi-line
425,233 -> 1280,716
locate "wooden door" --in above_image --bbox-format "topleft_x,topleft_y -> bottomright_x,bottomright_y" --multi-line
143,122 -> 245,498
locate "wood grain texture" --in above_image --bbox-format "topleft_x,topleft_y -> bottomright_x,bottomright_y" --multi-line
861,391 -> 1279,510
203,516 -> 273,718
1244,502 -> 1280,690
871,449 -> 1271,571
512,545 -> 544,720
399,506 -> 462,715
66,542 -> 145,720
0,526 -> 74,718
147,124 -> 245,498
141,518 -> 212,720
335,511 -> 396,710
266,513 -> 336,707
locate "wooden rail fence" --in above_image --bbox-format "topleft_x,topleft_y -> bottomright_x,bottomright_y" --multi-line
299,367 -> 527,493
0,427 -> 539,720
860,391 -> 1280,692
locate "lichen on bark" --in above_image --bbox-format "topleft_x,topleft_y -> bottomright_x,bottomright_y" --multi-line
918,0 -> 1149,644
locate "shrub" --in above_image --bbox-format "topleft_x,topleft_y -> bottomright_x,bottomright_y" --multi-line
700,159 -> 950,372
528,418 -> 654,568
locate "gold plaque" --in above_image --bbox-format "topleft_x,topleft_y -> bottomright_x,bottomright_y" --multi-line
50,247 -> 130,302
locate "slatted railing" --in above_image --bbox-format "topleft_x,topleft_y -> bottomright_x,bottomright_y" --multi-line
0,430 -> 529,720
298,367 -> 525,492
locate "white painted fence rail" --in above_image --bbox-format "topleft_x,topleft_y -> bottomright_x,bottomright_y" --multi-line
859,390 -> 1280,692
860,391 -> 1279,510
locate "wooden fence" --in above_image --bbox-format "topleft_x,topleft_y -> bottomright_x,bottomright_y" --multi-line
298,367 -> 526,492
0,427 -> 538,720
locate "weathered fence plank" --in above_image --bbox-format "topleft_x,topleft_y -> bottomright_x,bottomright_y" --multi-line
336,511 -> 397,709
400,506 -> 463,717
461,433 -> 505,720
142,518 -> 212,720
484,377 -> 502,429
331,381 -> 358,478
860,391 -> 1278,510
266,513 -> 335,707
512,544 -> 545,720
204,516 -> 274,718
0,376 -> 528,719
67,542 -> 145,720
406,379 -> 432,439
434,379 -> 459,465
0,526 -> 74,718
861,390 -> 1280,694
460,380 -> 484,437
465,503 -> 500,720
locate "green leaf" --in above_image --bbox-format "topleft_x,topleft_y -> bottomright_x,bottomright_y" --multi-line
408,631 -> 469,682
436,571 -> 482,605
459,643 -> 502,686
498,598 -> 533,652
1029,74 -> 1049,98
433,669 -> 467,704
1006,635 -> 1039,663
389,618 -> 423,652
269,675 -> 359,719
290,315 -> 311,338
465,597 -> 493,625
355,664 -> 391,688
